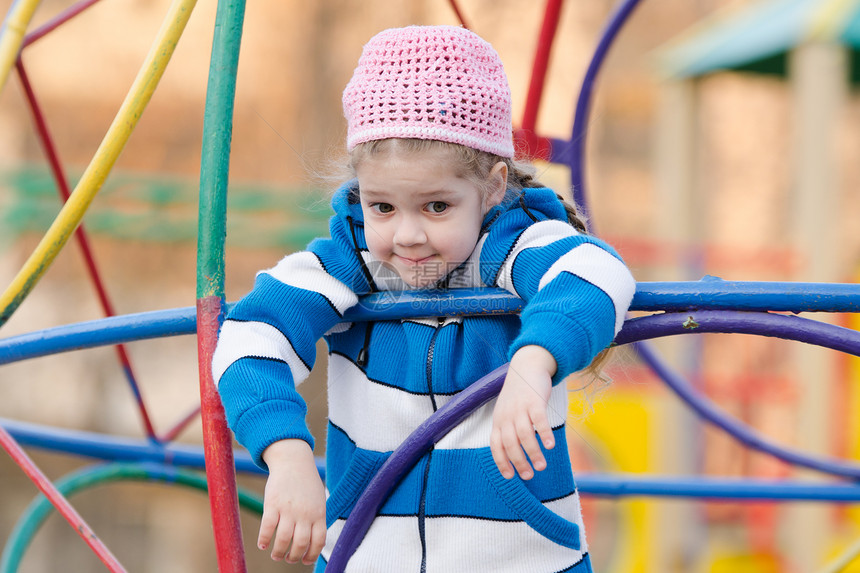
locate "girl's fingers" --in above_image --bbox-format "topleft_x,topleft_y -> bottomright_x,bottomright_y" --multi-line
286,522 -> 312,564
516,418 -> 545,474
304,520 -> 328,565
501,425 -> 533,480
535,416 -> 555,450
490,428 -> 514,478
531,405 -> 555,452
257,509 -> 278,550
493,412 -> 555,481
270,520 -> 295,561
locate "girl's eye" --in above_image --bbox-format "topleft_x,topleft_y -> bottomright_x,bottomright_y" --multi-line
373,203 -> 394,214
428,201 -> 448,213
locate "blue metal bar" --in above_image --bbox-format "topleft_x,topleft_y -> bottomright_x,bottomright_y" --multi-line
342,288 -> 523,320
0,306 -> 198,365
576,474 -> 860,502
1,415 -> 327,478
1,417 -> 265,474
10,412 -> 857,506
347,281 -> 860,319
2,281 -> 860,365
632,279 -> 860,313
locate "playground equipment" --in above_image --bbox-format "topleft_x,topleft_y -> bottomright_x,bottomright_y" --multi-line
1,0 -> 860,571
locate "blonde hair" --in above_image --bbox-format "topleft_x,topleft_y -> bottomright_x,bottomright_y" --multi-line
348,137 -> 610,384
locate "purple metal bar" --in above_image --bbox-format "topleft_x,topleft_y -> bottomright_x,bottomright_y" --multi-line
615,311 -> 860,480
616,310 -> 860,358
325,364 -> 509,572
327,310 -> 860,569
569,0 -> 643,216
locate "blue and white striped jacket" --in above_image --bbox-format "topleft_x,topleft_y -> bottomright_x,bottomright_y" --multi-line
213,182 -> 635,572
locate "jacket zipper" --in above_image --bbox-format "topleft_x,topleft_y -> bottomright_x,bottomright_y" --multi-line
346,216 -> 378,292
356,322 -> 373,367
418,448 -> 433,573
425,317 -> 444,411
419,317 -> 445,572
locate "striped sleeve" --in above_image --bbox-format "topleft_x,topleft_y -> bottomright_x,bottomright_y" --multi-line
213,249 -> 359,468
487,217 -> 635,383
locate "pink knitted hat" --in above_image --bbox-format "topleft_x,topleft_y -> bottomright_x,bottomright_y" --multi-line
343,25 -> 514,158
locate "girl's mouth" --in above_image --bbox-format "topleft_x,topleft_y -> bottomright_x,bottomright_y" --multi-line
396,254 -> 434,265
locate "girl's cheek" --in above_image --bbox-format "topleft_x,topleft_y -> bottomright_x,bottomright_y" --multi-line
364,229 -> 385,255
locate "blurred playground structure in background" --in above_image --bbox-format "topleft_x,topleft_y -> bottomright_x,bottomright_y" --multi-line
1,0 -> 860,572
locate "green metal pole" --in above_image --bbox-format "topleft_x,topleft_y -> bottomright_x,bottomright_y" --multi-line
196,1 -> 247,571
1,462 -> 263,573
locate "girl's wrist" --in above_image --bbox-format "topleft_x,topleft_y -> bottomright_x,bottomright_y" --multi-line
262,438 -> 315,468
511,344 -> 557,377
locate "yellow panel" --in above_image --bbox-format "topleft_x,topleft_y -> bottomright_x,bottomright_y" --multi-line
569,385 -> 656,573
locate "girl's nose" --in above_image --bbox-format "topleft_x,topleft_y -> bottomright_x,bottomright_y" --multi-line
393,217 -> 427,247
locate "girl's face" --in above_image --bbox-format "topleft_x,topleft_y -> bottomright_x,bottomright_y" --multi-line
356,146 -> 506,288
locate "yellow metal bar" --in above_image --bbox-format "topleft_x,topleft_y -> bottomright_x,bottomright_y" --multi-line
808,0 -> 860,41
0,0 -> 41,93
0,0 -> 198,327
815,535 -> 860,573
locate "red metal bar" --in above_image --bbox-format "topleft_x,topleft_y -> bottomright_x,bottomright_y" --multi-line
160,405 -> 201,442
518,0 -> 564,158
197,295 -> 246,572
15,58 -> 157,441
22,0 -> 104,48
0,425 -> 127,572
447,0 -> 471,29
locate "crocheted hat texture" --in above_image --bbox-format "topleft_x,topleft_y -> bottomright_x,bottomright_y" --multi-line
343,25 -> 514,158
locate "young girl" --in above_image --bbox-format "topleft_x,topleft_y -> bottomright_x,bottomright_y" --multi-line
213,25 -> 635,572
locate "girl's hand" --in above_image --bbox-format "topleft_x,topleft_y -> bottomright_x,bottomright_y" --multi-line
259,439 -> 327,565
490,345 -> 558,480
